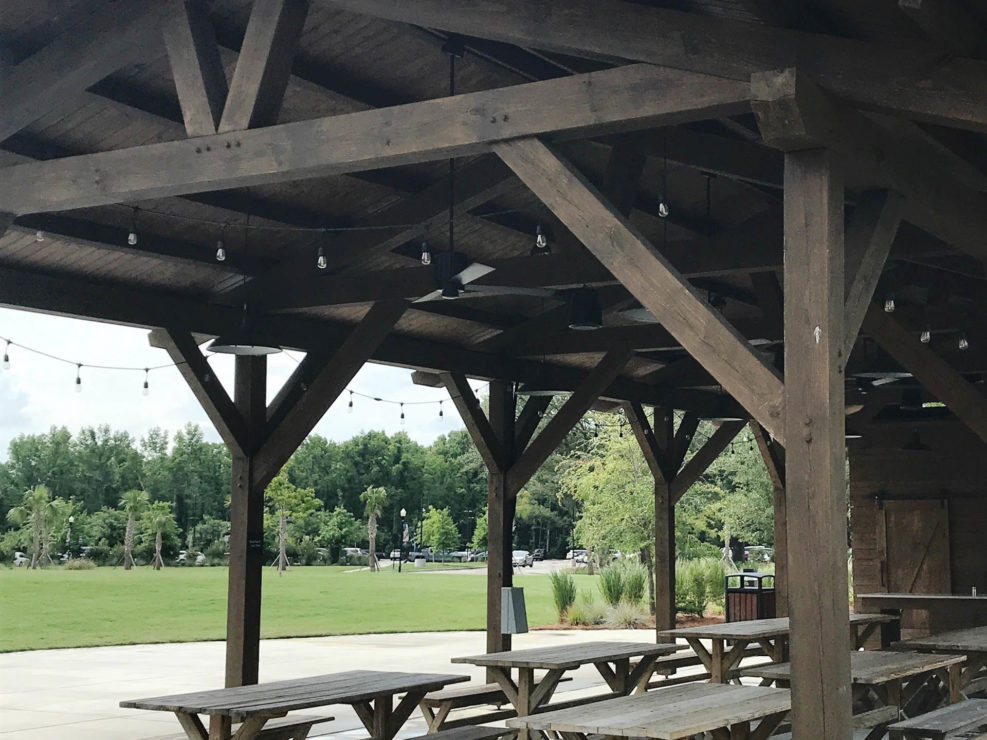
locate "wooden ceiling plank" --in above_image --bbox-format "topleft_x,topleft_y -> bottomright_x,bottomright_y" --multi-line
0,0 -> 173,143
325,0 -> 987,132
219,0 -> 310,133
163,0 -> 229,137
863,302 -> 987,445
898,0 -> 986,56
751,67 -> 987,263
0,64 -> 751,215
440,372 -> 505,471
147,328 -> 248,457
843,190 -> 905,358
493,136 -> 786,443
506,345 -> 632,495
670,421 -> 747,502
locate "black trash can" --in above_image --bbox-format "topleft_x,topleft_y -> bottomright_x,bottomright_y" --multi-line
725,570 -> 776,622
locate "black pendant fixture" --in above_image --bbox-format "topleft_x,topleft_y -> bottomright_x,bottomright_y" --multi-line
568,286 -> 603,331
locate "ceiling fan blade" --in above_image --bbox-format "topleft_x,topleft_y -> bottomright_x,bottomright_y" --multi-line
462,284 -> 559,298
454,262 -> 496,285
413,289 -> 444,303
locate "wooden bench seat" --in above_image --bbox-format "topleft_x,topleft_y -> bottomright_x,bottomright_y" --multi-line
404,724 -> 516,740
641,645 -> 766,688
159,714 -> 333,740
419,678 -> 572,731
887,698 -> 987,739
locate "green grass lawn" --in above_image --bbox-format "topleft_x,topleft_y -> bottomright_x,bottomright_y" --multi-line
0,566 -> 585,652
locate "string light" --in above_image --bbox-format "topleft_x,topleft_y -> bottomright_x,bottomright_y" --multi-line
420,239 -> 432,266
658,132 -> 670,218
347,390 -> 354,413
215,223 -> 227,262
75,363 -> 83,393
400,402 -> 405,425
531,224 -> 550,256
142,368 -> 150,396
959,332 -> 970,351
920,327 -> 931,344
316,243 -> 328,270
884,294 -> 895,313
34,230 -> 44,242
438,400 -> 444,420
127,208 -> 139,246
2,340 -> 9,370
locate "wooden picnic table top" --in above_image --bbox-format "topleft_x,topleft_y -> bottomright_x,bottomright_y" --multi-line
658,613 -> 896,640
452,641 -> 678,670
120,670 -> 468,721
506,683 -> 791,740
894,625 -> 987,653
858,593 -> 987,604
740,650 -> 965,685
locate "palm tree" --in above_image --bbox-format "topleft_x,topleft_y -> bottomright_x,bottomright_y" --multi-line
6,486 -> 58,569
119,489 -> 149,570
146,504 -> 174,570
360,485 -> 388,572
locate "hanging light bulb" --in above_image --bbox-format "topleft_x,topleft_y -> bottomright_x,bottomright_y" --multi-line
531,224 -> 550,256
920,327 -> 931,344
347,390 -> 353,413
316,244 -> 328,270
127,208 -> 139,246
2,341 -> 9,370
34,230 -> 44,242
75,364 -> 82,393
142,368 -> 150,396
420,239 -> 432,266
215,223 -> 227,262
657,200 -> 670,218
438,400 -> 444,420
400,402 -> 405,425
959,332 -> 970,351
884,294 -> 896,313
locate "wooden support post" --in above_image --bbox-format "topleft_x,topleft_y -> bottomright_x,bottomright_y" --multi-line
751,423 -> 788,617
654,480 -> 675,633
783,147 -> 852,738
485,380 -> 515,657
225,355 -> 267,687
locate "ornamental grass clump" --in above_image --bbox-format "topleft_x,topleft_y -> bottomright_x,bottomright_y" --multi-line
549,570 -> 577,621
598,563 -> 625,606
621,561 -> 648,605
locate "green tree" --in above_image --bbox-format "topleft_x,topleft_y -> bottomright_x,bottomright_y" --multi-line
316,506 -> 362,563
265,473 -> 321,574
6,485 -> 62,568
360,485 -> 388,572
140,501 -> 179,569
471,506 -> 488,550
119,489 -> 149,570
422,506 -> 460,552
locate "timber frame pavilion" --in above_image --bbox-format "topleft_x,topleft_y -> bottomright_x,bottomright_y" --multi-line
3,1 -> 987,737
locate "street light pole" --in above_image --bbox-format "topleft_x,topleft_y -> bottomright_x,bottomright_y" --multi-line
66,515 -> 74,559
399,507 -> 406,573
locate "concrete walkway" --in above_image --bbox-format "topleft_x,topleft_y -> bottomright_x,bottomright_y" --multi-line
0,629 -> 644,739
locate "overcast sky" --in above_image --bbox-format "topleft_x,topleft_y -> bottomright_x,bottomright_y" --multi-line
0,307 -> 471,459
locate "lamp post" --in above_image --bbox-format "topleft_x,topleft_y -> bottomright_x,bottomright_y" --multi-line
399,508 -> 406,573
66,515 -> 74,559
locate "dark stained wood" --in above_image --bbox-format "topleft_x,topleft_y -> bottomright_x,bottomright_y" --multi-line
670,413 -> 700,474
898,0 -> 986,56
863,303 -> 987,445
514,396 -> 551,453
782,147 -> 852,738
0,0 -> 173,142
163,1 -> 229,137
751,423 -> 787,617
493,137 -> 786,443
506,346 -> 632,496
670,421 -> 746,503
328,0 -> 987,131
843,190 -> 904,358
218,0 -> 309,133
485,380 -> 515,657
148,328 -> 247,458
0,64 -> 751,214
440,373 -> 505,471
623,402 -> 670,483
226,355 -> 267,688
654,479 -> 675,634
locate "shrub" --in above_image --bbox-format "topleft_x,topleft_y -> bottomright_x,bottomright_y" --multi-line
338,553 -> 368,566
605,602 -> 649,629
621,562 -> 647,605
567,599 -> 607,626
676,558 -> 727,617
549,570 -> 577,621
204,540 -> 227,566
64,558 -> 96,570
598,565 -> 625,606
294,538 -> 320,566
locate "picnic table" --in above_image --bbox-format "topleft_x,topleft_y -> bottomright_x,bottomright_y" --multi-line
658,613 -> 898,683
452,641 -> 678,739
120,670 -> 468,740
506,682 -> 791,740
895,625 -> 987,694
741,650 -> 966,739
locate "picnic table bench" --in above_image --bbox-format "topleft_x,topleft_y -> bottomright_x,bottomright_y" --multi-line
506,682 -> 791,740
418,676 -> 572,731
742,650 -> 966,739
121,670 -> 468,740
887,698 -> 987,739
895,625 -> 987,695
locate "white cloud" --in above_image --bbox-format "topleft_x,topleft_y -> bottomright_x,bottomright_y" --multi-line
0,307 -> 469,457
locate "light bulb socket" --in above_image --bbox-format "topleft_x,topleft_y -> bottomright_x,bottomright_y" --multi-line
316,244 -> 327,270
420,240 -> 432,266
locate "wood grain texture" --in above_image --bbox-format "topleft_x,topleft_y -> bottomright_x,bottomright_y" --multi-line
742,650 -> 965,685
163,1 -> 229,137
440,373 -> 504,472
453,641 -> 677,670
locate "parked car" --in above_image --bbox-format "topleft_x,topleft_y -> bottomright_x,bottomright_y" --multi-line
566,548 -> 587,561
12,551 -> 28,567
744,546 -> 774,563
467,550 -> 487,562
512,549 -> 533,567
532,549 -> 545,561
448,551 -> 470,562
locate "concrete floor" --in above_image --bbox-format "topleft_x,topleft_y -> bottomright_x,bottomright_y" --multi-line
0,629 -> 644,739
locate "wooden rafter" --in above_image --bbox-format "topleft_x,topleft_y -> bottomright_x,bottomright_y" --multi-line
670,413 -> 700,473
623,402 -> 672,482
0,64 -> 750,215
898,0 -> 986,56
493,137 -> 786,442
514,396 -> 551,453
0,0 -> 173,142
326,0 -> 987,131
440,373 -> 505,471
670,421 -> 746,503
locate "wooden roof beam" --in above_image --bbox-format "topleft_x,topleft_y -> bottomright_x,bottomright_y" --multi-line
326,0 -> 987,132
0,0 -> 174,143
0,64 -> 750,215
494,137 -> 786,443
440,373 -> 506,471
898,0 -> 986,57
670,421 -> 746,502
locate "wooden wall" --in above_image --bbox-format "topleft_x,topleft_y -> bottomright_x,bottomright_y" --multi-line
850,415 -> 987,633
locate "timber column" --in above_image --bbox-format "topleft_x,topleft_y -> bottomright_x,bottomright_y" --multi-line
486,380 -> 516,652
226,355 -> 267,687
